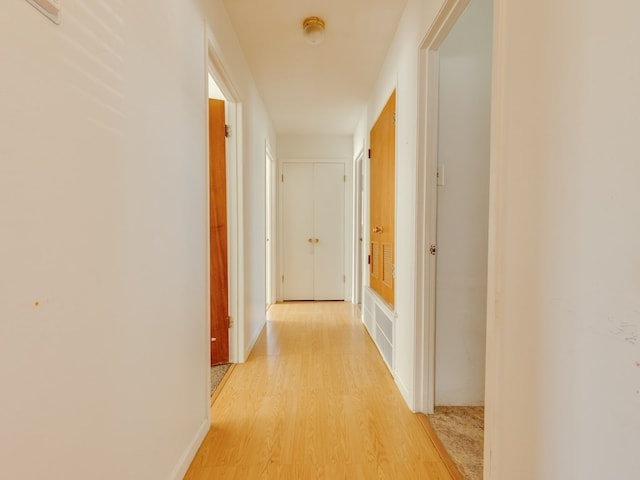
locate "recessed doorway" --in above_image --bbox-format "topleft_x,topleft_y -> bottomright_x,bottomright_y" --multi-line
416,0 -> 493,477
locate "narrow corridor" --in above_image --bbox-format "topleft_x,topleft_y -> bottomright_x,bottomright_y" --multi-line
185,302 -> 453,479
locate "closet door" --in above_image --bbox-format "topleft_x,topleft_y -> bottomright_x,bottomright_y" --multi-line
282,162 -> 345,301
282,163 -> 315,300
313,163 -> 344,300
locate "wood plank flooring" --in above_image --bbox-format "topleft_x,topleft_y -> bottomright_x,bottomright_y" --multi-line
184,302 -> 453,479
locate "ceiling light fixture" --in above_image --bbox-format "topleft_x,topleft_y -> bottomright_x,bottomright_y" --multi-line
302,16 -> 326,45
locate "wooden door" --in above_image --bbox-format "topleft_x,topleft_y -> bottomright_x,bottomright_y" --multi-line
282,163 -> 345,301
209,99 -> 229,365
369,91 -> 396,306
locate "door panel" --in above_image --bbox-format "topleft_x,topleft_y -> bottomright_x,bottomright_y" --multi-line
209,99 -> 229,365
282,163 -> 315,300
369,91 -> 396,306
313,163 -> 344,300
282,162 -> 345,301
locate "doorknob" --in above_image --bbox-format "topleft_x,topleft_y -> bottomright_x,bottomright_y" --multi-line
314,238 -> 319,243
307,238 -> 313,243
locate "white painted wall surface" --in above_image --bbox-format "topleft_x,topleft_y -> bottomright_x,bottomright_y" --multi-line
486,0 -> 640,478
0,1 -> 210,478
278,134 -> 353,159
0,0 -> 274,478
434,0 -> 492,406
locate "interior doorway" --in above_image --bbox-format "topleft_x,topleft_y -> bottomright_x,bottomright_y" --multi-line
206,37 -> 244,384
416,0 -> 493,476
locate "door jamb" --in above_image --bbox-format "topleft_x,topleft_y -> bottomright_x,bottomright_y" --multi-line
414,0 -> 470,414
352,147 -> 365,305
207,33 -> 244,365
265,140 -> 276,308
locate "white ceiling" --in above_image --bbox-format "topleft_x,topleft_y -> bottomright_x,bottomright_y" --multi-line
222,0 -> 408,136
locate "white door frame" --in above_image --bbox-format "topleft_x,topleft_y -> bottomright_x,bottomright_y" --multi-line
352,148 -> 365,305
414,0 -> 470,414
207,33 -> 244,365
265,140 -> 276,308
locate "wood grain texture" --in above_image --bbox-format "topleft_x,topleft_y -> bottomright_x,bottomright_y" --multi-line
185,302 -> 454,479
369,91 -> 396,306
209,98 -> 229,365
417,413 -> 464,480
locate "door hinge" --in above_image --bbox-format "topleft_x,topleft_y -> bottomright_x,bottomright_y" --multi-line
224,124 -> 231,138
368,254 -> 371,265
429,244 -> 437,256
281,275 -> 285,283
368,149 -> 371,159
343,274 -> 346,283
344,175 -> 347,182
393,112 -> 396,125
281,173 -> 284,182
228,316 -> 233,328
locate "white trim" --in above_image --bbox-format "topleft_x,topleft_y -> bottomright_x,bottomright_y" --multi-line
414,0 -> 471,414
352,147 -> 365,305
170,419 -> 210,480
484,0 -> 507,477
265,139 -> 277,308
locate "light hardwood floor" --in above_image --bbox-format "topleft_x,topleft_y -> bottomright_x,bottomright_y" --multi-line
184,302 -> 453,479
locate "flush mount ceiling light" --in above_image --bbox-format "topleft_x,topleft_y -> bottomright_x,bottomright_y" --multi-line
302,16 -> 326,45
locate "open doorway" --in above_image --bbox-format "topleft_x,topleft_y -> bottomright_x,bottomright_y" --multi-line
207,73 -> 232,397
416,0 -> 493,477
206,39 -> 244,401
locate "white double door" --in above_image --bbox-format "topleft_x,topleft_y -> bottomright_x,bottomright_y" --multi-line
282,162 -> 345,301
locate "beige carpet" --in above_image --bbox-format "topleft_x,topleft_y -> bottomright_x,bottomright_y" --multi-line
428,406 -> 484,480
210,363 -> 231,396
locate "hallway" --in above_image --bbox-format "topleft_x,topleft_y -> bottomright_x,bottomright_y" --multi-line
185,302 -> 453,479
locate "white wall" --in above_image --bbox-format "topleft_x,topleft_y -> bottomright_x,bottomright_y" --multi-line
0,0 -> 274,478
486,0 -> 640,478
277,134 -> 353,302
0,1 -> 209,479
201,0 -> 277,360
278,134 -> 353,159
434,0 -> 492,406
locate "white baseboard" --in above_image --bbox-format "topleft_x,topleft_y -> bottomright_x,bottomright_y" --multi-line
170,418 -> 209,480
395,375 -> 415,411
244,319 -> 265,360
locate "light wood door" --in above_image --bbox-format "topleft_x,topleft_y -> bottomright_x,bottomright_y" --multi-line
209,98 -> 229,365
282,163 -> 345,301
369,91 -> 396,306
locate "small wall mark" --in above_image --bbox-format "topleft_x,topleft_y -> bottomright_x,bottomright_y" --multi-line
608,318 -> 639,345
